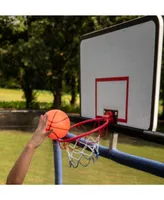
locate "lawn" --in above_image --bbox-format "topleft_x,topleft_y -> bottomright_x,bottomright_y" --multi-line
0,131 -> 54,184
0,88 -> 52,102
0,88 -> 80,105
0,130 -> 164,185
0,88 -> 164,184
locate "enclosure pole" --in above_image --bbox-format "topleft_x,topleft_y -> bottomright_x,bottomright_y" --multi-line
109,132 -> 118,149
53,140 -> 62,184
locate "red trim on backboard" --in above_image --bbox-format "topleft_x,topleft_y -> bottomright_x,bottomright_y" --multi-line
95,76 -> 129,123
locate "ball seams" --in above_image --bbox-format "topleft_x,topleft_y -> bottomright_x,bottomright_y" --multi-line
47,125 -> 69,131
48,116 -> 69,124
47,110 -> 58,131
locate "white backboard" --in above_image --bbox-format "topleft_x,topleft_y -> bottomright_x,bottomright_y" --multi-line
80,16 -> 163,131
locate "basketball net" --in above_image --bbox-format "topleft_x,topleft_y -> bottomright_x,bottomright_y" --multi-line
57,111 -> 115,168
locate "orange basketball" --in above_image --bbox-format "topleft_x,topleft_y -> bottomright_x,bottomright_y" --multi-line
45,109 -> 70,140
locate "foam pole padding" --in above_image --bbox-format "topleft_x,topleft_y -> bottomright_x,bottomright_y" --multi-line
67,132 -> 164,178
53,140 -> 62,184
99,146 -> 164,178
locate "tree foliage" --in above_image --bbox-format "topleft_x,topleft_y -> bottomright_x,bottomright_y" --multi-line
2,15 -> 164,118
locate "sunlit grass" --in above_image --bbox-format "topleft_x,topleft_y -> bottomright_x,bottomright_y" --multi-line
159,100 -> 163,116
63,135 -> 164,184
0,130 -> 164,184
0,131 -> 54,184
0,88 -> 80,105
0,89 -> 24,102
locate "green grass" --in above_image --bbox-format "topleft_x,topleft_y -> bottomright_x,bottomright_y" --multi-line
0,88 -> 80,105
0,89 -> 24,102
0,131 -> 54,184
159,100 -> 163,116
0,130 -> 164,185
62,135 -> 164,184
0,88 -> 164,184
0,88 -> 53,102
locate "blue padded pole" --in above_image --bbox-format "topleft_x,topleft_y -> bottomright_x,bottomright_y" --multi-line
99,146 -> 164,178
67,132 -> 164,178
53,140 -> 62,184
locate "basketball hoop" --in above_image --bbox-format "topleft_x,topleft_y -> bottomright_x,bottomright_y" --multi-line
57,111 -> 115,168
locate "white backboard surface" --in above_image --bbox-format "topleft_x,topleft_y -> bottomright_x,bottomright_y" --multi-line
80,16 -> 163,131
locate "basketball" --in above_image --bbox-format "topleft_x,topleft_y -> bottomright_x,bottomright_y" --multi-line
45,109 -> 70,140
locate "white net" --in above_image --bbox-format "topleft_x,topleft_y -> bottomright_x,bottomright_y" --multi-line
65,135 -> 100,168
59,113 -> 114,168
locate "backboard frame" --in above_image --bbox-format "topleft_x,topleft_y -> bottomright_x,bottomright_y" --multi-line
80,15 -> 163,131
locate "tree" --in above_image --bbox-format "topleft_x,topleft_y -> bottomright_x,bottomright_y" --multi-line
1,15 -> 152,112
40,16 -> 87,108
0,16 -> 50,109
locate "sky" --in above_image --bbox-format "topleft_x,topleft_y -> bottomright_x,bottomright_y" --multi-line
0,0 -> 164,15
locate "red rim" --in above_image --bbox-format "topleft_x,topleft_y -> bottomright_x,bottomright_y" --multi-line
57,115 -> 114,143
